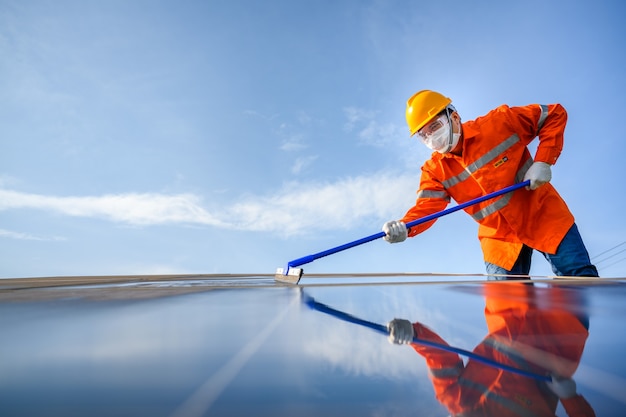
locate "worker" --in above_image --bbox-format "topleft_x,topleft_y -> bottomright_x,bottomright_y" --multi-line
382,90 -> 599,278
387,282 -> 596,416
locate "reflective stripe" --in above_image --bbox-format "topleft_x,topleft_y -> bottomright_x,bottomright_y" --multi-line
458,376 -> 537,417
441,166 -> 471,189
516,158 -> 533,183
442,134 -> 520,189
429,361 -> 464,378
471,192 -> 513,222
458,377 -> 490,398
483,337 -> 531,371
417,189 -> 450,201
470,157 -> 529,220
468,157 -> 533,221
536,104 -> 549,136
484,388 -> 538,417
439,132 -> 532,222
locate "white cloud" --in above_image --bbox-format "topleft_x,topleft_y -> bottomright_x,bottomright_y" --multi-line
0,175 -> 20,188
343,106 -> 378,132
291,155 -> 318,174
358,120 -> 405,148
296,110 -> 312,125
303,320 -> 424,378
0,189 -> 226,227
280,137 -> 307,152
0,228 -> 65,241
230,172 -> 418,236
242,109 -> 279,121
0,171 -> 418,236
342,106 -> 410,149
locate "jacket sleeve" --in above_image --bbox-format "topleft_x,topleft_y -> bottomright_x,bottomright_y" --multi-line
401,167 -> 450,237
409,323 -> 466,413
505,103 -> 567,165
561,394 -> 596,417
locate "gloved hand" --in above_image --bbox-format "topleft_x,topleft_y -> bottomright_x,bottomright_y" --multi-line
387,318 -> 415,344
382,220 -> 407,243
523,161 -> 552,190
546,375 -> 577,399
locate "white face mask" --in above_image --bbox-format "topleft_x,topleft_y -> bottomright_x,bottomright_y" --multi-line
418,114 -> 461,154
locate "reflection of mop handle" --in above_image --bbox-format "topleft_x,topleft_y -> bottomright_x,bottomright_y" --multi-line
304,294 -> 550,382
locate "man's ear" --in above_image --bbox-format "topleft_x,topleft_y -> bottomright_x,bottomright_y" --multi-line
450,111 -> 462,130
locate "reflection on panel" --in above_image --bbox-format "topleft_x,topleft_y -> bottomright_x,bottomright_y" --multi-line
0,276 -> 624,416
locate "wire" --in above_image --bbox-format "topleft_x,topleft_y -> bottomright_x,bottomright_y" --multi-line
591,241 -> 626,274
599,256 -> 626,272
594,247 -> 626,264
591,241 -> 626,261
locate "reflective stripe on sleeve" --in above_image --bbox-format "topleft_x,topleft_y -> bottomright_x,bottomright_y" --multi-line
536,104 -> 549,136
416,189 -> 451,201
429,361 -> 464,379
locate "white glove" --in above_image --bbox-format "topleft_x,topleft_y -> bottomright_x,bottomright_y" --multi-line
546,376 -> 577,399
523,161 -> 552,190
382,220 -> 407,243
387,318 -> 415,344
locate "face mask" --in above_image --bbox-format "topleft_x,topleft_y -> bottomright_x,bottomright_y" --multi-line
418,114 -> 461,154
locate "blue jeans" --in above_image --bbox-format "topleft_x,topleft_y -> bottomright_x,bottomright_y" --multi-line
485,224 -> 599,279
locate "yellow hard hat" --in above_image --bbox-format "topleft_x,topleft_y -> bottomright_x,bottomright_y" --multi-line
405,90 -> 452,136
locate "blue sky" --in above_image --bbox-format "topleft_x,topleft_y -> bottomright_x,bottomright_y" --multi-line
1,0 -> 624,279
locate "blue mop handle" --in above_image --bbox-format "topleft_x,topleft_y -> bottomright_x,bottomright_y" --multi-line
287,180 -> 530,269
304,294 -> 549,381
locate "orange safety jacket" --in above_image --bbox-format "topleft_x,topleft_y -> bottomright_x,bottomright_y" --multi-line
409,283 -> 595,417
401,104 -> 574,270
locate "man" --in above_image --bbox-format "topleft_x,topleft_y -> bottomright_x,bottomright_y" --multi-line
382,90 -> 598,278
387,283 -> 596,416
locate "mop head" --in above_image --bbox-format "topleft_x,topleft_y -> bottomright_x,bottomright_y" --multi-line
274,267 -> 303,284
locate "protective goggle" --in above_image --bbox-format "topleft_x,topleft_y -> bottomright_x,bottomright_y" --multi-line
417,114 -> 449,140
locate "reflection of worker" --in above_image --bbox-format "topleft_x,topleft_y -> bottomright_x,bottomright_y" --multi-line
382,90 -> 598,278
387,283 -> 595,416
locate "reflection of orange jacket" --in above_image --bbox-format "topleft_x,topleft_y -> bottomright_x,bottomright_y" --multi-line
401,104 -> 574,270
410,284 -> 595,416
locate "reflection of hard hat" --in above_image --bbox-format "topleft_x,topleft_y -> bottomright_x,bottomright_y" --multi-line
405,90 -> 452,136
